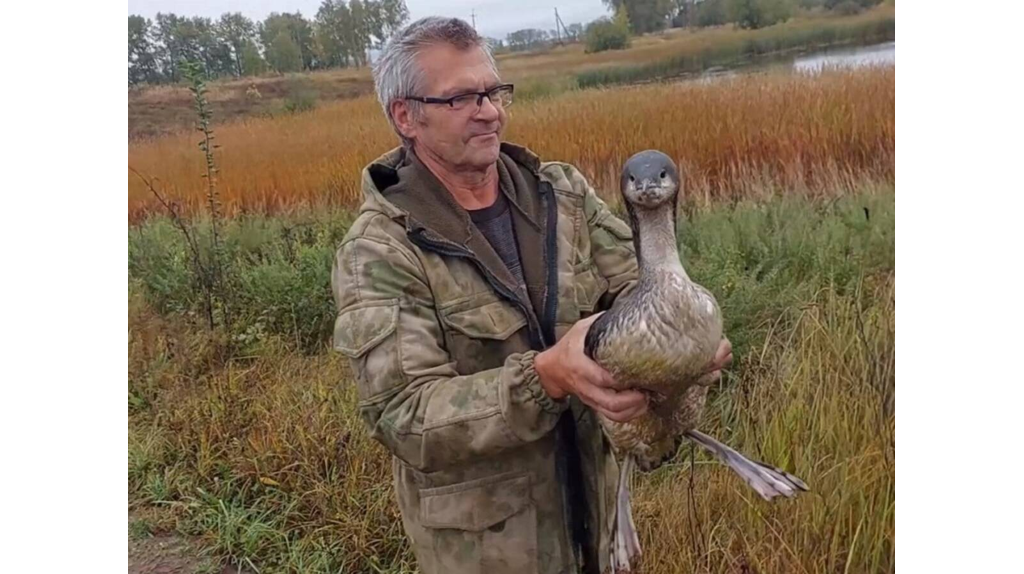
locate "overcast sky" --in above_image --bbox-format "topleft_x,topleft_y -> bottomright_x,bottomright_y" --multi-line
127,0 -> 612,41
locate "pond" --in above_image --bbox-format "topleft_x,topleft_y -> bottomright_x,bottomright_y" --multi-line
792,41 -> 895,72
693,41 -> 895,83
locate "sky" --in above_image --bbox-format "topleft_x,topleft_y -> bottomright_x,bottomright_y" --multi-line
127,0 -> 612,42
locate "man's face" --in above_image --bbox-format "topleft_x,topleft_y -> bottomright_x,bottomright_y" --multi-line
395,43 -> 508,170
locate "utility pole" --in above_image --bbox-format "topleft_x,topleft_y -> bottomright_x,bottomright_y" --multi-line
554,7 -> 568,44
471,9 -> 476,30
554,8 -> 561,45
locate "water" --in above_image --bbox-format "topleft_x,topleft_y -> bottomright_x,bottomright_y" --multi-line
792,41 -> 895,72
692,41 -> 895,84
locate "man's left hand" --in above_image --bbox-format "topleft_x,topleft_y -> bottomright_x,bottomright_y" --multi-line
700,337 -> 733,384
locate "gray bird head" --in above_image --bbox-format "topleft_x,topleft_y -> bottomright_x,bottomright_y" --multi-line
620,150 -> 681,210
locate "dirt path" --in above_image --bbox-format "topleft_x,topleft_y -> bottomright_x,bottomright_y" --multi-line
128,513 -> 237,574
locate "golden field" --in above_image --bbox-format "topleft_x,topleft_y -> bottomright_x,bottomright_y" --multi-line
128,65 -> 894,221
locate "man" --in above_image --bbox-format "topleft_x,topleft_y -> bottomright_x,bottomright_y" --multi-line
332,17 -> 730,574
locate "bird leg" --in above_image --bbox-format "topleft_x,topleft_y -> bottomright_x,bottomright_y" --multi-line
610,453 -> 642,573
685,429 -> 809,501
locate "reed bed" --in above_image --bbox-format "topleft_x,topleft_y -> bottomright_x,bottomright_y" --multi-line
128,65 -> 893,221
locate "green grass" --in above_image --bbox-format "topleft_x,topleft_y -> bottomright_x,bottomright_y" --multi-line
127,185 -> 894,573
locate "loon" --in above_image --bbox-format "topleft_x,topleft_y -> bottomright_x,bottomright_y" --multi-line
584,150 -> 809,573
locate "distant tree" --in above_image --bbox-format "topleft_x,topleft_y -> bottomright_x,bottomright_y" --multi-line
565,23 -> 585,41
217,13 -> 258,76
696,0 -> 728,26
506,28 -> 549,52
584,8 -> 631,53
671,0 -> 698,28
240,40 -> 267,76
366,0 -> 410,48
266,30 -> 304,72
261,13 -> 315,70
152,13 -> 234,79
602,0 -> 675,34
728,0 -> 791,29
348,0 -> 372,66
825,0 -> 881,9
314,0 -> 354,67
128,15 -> 160,86
311,0 -> 408,70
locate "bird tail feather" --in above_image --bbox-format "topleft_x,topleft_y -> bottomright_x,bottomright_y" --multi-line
610,453 -> 641,573
685,429 -> 809,501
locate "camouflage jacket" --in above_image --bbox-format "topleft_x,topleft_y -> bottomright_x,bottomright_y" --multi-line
331,142 -> 638,574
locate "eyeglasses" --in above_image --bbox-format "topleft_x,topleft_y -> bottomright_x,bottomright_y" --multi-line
407,84 -> 514,111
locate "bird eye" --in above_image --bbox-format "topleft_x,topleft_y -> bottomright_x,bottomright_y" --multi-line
629,175 -> 635,183
660,170 -> 667,179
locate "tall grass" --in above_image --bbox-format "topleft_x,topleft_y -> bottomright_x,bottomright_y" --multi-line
128,66 -> 893,221
128,188 -> 894,573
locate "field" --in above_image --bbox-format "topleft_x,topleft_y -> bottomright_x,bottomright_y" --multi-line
127,4 -> 892,140
128,190 -> 895,573
128,66 -> 893,222
127,11 -> 895,574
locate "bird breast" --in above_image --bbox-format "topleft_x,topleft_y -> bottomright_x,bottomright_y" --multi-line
595,269 -> 723,395
592,267 -> 723,461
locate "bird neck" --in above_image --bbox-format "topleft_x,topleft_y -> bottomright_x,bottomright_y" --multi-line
631,204 -> 687,280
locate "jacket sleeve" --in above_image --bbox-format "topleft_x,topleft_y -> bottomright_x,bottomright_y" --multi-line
569,165 -> 640,310
331,231 -> 567,473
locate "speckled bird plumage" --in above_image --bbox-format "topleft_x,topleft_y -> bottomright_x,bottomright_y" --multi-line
585,150 -> 722,469
584,150 -> 807,573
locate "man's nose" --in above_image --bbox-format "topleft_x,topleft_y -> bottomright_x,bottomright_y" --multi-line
474,96 -> 500,121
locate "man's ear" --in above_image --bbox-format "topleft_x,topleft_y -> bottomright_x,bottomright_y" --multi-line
391,100 -> 418,141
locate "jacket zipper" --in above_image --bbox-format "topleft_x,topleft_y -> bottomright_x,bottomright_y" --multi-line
540,182 -> 560,347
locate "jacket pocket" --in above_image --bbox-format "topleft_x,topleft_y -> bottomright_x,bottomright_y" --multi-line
333,299 -> 404,404
439,300 -> 530,374
573,262 -> 610,315
442,299 -> 527,340
420,472 -> 538,574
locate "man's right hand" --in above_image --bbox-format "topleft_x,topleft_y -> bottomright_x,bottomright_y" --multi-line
534,313 -> 648,423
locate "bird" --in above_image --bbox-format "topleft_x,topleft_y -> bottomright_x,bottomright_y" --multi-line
584,150 -> 809,573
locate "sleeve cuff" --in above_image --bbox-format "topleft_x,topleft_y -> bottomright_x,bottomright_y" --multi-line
519,350 -> 568,415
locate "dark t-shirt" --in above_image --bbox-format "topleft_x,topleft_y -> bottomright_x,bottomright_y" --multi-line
467,191 -> 527,294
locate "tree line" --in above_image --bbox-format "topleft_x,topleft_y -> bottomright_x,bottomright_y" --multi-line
129,0 -> 883,86
604,0 -> 884,36
128,0 -> 408,86
491,0 -> 883,55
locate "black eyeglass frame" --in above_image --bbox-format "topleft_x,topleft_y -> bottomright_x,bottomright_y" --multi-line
406,83 -> 515,109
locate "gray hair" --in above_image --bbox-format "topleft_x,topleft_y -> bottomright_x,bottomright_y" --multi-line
372,16 -> 499,146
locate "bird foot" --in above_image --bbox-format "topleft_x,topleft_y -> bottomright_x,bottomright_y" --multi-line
685,429 -> 809,500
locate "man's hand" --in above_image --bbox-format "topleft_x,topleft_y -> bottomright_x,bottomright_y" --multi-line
534,313 -> 648,423
698,337 -> 733,385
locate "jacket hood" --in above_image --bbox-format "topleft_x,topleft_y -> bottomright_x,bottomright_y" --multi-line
357,142 -> 544,223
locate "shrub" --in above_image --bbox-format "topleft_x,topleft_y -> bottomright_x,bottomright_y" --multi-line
585,9 -> 631,53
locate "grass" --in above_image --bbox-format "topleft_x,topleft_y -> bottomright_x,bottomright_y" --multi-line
127,4 -> 893,141
128,187 -> 894,573
128,65 -> 893,221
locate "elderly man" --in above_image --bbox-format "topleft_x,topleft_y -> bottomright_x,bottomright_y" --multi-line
332,16 -> 727,574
